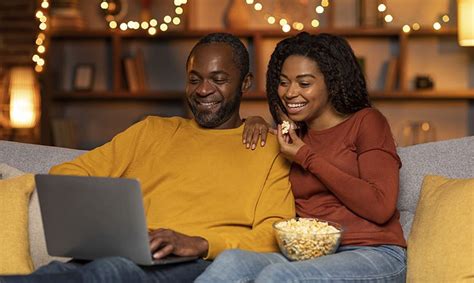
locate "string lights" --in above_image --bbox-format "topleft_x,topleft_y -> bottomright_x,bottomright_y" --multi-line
100,0 -> 187,35
376,2 -> 450,33
245,0 -> 329,33
33,0 -> 50,73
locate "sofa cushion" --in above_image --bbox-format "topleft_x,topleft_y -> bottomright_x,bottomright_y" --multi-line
0,174 -> 35,275
407,175 -> 474,282
0,160 -> 77,270
397,136 -> 474,239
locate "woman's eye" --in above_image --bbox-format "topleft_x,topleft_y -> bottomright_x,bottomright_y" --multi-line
279,81 -> 289,87
299,82 -> 310,87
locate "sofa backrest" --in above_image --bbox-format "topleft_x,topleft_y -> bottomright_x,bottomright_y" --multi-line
396,136 -> 474,240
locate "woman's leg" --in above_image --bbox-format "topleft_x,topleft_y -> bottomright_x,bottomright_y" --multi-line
255,245 -> 406,283
195,249 -> 289,283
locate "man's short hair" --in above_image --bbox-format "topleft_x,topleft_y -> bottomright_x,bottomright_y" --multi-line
187,33 -> 250,82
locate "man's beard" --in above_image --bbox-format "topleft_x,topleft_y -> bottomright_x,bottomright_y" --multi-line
188,94 -> 241,128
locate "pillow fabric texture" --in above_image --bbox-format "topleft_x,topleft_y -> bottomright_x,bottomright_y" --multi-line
0,173 -> 35,274
407,175 -> 474,282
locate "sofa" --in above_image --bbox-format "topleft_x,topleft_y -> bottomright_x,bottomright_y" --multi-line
0,136 -> 473,280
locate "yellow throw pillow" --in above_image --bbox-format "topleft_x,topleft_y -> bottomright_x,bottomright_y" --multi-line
407,175 -> 474,282
0,174 -> 35,275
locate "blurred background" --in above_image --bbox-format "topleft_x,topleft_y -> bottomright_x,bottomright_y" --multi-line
0,0 -> 473,149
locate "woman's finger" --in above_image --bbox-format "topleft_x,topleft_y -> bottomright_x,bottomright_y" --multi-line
250,128 -> 260,150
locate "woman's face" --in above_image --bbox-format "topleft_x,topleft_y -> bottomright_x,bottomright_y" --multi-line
277,55 -> 333,126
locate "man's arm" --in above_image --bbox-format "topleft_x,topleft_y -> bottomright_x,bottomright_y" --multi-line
49,119 -> 148,176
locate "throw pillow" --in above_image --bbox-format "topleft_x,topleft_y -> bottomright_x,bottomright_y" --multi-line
407,175 -> 474,282
0,174 -> 35,275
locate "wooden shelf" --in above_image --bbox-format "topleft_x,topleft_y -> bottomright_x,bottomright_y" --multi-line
53,91 -> 184,101
50,27 -> 459,41
371,90 -> 474,100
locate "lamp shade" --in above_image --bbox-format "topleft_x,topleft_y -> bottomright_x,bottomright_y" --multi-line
458,0 -> 474,46
8,67 -> 40,128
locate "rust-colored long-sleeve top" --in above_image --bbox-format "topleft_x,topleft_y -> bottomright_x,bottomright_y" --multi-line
292,108 -> 406,247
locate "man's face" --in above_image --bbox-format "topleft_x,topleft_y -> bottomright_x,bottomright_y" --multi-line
186,43 -> 244,129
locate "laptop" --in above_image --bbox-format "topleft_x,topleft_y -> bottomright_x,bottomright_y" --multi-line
35,174 -> 198,266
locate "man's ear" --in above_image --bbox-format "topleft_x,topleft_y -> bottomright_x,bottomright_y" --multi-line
241,73 -> 253,93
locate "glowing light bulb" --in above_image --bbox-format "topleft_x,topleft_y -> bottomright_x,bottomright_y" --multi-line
100,2 -> 108,9
39,23 -> 47,30
311,19 -> 320,27
109,21 -> 117,29
402,24 -> 411,33
164,15 -> 172,23
254,3 -> 263,11
433,22 -> 441,30
267,16 -> 275,24
412,23 -> 421,30
41,1 -> 49,8
442,15 -> 450,22
246,0 -> 254,4
175,7 -> 183,14
141,22 -> 149,29
36,11 -> 44,18
282,24 -> 291,33
321,0 -> 329,7
378,4 -> 386,12
172,17 -> 181,25
148,27 -> 157,35
32,55 -> 40,62
35,65 -> 43,73
37,45 -> 45,53
120,23 -> 128,30
279,19 -> 288,26
36,38 -> 43,45
315,6 -> 324,14
150,19 -> 158,26
160,23 -> 168,31
384,14 -> 393,23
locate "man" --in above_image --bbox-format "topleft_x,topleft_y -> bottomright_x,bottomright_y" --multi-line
2,33 -> 294,283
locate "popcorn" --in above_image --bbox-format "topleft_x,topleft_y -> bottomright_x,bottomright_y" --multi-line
281,121 -> 291,134
274,218 -> 342,261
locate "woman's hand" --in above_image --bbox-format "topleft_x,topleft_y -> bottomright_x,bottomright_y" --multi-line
277,123 -> 306,162
242,116 -> 276,150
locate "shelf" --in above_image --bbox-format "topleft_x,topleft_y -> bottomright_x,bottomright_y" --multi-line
53,91 -> 185,101
49,27 -> 459,40
52,90 -> 474,102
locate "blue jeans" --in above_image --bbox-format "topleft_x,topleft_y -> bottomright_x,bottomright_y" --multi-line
1,256 -> 211,283
195,245 -> 406,283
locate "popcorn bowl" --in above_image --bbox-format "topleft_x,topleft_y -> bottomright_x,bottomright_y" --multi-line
273,218 -> 343,261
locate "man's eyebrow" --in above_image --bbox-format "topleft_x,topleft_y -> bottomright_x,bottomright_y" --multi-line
210,71 -> 230,76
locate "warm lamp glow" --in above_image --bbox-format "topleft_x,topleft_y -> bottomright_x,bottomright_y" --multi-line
458,0 -> 474,46
8,67 -> 40,128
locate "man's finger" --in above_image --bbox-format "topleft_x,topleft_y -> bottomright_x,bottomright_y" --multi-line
153,244 -> 174,259
149,236 -> 166,253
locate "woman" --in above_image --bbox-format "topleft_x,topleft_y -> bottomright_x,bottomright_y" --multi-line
196,32 -> 407,282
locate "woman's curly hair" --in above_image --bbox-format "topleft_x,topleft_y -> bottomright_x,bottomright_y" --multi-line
266,32 -> 371,131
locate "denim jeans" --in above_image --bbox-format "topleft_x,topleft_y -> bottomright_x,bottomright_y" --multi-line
0,256 -> 211,283
195,245 -> 406,283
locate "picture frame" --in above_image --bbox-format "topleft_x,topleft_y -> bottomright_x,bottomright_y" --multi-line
72,64 -> 95,91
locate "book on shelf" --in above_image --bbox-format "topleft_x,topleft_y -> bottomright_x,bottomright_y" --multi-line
123,51 -> 148,93
384,57 -> 399,91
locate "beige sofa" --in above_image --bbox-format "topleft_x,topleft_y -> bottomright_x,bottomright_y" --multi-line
0,137 -> 473,274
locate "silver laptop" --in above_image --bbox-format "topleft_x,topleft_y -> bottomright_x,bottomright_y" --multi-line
35,174 -> 198,266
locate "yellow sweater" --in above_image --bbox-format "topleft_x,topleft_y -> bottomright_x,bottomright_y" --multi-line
50,116 -> 295,259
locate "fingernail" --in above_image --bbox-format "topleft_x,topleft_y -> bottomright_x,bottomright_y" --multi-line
243,139 -> 246,144
261,141 -> 265,146
246,143 -> 250,148
251,144 -> 256,150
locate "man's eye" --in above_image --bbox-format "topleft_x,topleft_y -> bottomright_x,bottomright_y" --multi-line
188,78 -> 200,84
213,79 -> 227,85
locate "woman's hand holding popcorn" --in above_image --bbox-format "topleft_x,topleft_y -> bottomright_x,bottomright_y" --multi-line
277,121 -> 306,162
